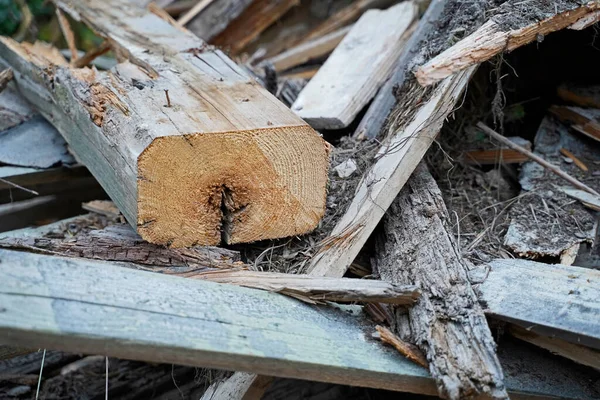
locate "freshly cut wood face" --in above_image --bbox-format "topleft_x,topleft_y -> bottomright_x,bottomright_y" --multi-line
0,0 -> 330,247
138,126 -> 329,246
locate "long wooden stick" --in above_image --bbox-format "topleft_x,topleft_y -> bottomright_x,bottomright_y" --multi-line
176,0 -> 214,26
476,122 -> 599,196
55,8 -> 78,62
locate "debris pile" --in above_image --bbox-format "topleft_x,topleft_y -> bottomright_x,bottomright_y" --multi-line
0,0 -> 599,399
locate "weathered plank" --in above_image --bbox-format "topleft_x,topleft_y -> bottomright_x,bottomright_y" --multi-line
306,67 -> 477,279
210,0 -> 299,55
266,25 -> 351,72
375,164 -> 507,400
478,258 -> 600,350
0,0 -> 329,247
416,2 -> 600,86
508,325 -> 600,370
353,0 -> 446,140
0,250 -> 596,399
292,2 -> 417,129
186,0 -> 254,41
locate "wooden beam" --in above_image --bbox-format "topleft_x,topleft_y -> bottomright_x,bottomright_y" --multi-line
557,84 -> 600,109
210,0 -> 299,55
0,249 -> 595,399
416,3 -> 600,86
186,0 -> 253,41
478,258 -> 600,350
292,2 -> 417,129
306,67 -> 477,278
375,164 -> 508,400
508,325 -> 600,370
0,0 -> 330,247
266,25 -> 351,72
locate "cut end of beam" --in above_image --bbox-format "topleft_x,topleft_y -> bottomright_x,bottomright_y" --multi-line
137,125 -> 330,247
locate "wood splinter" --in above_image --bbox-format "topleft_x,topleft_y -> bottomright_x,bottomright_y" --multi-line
0,0 -> 330,247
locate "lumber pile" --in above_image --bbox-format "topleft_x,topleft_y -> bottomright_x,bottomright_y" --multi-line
1,0 -> 600,399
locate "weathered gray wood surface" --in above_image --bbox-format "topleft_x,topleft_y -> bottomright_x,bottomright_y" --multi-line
0,248 -> 437,394
186,0 -> 253,41
292,2 -> 417,129
478,258 -> 600,350
0,0 -> 329,247
353,0 -> 445,140
0,249 -> 597,399
375,164 -> 507,400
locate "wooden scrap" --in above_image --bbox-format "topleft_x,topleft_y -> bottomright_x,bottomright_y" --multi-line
55,8 -> 78,62
210,0 -> 300,55
559,148 -> 588,172
0,84 -> 33,132
301,0 -> 391,44
416,2 -> 600,86
186,0 -> 253,41
503,116 -> 598,259
353,0 -> 446,141
81,199 -> 121,218
307,67 -> 477,279
478,258 -> 600,350
477,122 -> 599,196
508,325 -> 600,370
280,65 -> 319,80
0,249 -> 596,399
375,163 -> 508,400
71,40 -> 111,68
266,25 -> 351,72
191,269 -> 420,305
568,9 -> 600,29
0,0 -> 330,247
463,149 -> 529,165
375,326 -> 428,368
177,0 -> 215,26
0,68 -> 12,93
558,83 -> 600,108
292,2 -> 417,129
556,186 -> 600,211
550,105 -> 600,142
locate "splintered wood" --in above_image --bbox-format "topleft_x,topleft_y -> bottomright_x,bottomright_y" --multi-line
416,2 -> 600,86
0,0 -> 329,247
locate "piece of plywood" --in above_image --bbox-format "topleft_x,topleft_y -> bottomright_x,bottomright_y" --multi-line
478,258 -> 600,350
0,0 -> 329,247
292,2 -> 417,129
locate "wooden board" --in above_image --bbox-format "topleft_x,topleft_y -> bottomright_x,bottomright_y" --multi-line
266,25 -> 351,72
478,258 -> 600,350
186,0 -> 253,41
210,0 -> 299,55
0,0 -> 329,247
292,2 -> 417,129
0,249 -> 598,399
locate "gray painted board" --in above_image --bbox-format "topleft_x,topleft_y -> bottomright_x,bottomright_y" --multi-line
479,259 -> 600,350
0,249 -> 597,398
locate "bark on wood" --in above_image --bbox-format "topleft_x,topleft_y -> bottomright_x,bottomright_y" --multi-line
374,163 -> 507,400
292,2 -> 417,129
477,258 -> 600,350
0,0 -> 329,247
416,3 -> 600,86
0,224 -> 241,269
187,0 -> 254,41
210,0 -> 300,55
306,67 -> 476,279
265,25 -> 351,72
508,325 -> 600,370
